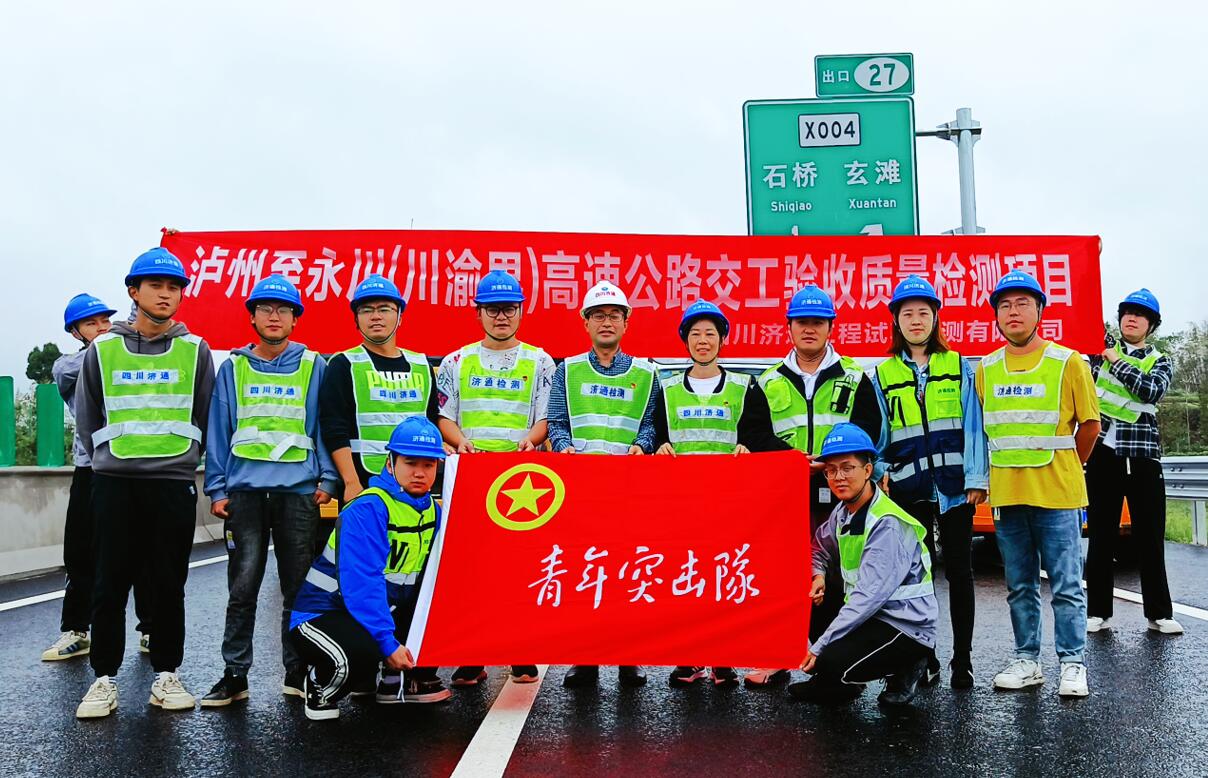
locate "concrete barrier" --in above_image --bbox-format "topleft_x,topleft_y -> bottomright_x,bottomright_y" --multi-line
0,467 -> 223,579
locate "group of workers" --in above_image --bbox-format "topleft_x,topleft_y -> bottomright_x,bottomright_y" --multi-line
43,245 -> 1182,721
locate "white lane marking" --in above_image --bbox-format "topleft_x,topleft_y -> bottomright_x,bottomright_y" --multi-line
0,552 -> 233,613
1034,570 -> 1208,622
450,666 -> 549,778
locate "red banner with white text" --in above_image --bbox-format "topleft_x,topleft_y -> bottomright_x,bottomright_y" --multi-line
405,451 -> 813,667
160,229 -> 1103,358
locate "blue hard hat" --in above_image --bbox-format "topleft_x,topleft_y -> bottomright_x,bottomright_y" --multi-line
678,300 -> 730,340
246,274 -> 305,316
989,270 -> 1046,308
819,422 -> 877,460
786,284 -> 837,320
1120,288 -> 1160,317
890,274 -> 941,310
350,274 -> 406,313
385,416 -> 446,461
124,247 -> 190,288
474,270 -> 525,305
63,293 -> 117,332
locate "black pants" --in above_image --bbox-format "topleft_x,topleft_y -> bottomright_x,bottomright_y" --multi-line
90,474 -> 197,677
902,499 -> 975,657
60,467 -> 154,634
292,610 -> 381,705
813,617 -> 931,685
1085,443 -> 1173,620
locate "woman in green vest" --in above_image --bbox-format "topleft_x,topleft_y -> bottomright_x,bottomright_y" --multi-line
871,275 -> 988,690
653,300 -> 786,687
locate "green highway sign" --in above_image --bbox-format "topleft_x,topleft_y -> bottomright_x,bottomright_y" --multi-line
815,53 -> 914,97
743,97 -> 918,236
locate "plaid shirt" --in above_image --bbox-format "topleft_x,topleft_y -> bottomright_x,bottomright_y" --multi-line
1091,343 -> 1171,459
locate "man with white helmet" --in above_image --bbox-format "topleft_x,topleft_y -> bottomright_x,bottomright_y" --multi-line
201,275 -> 340,708
977,270 -> 1100,698
1085,289 -> 1182,635
547,281 -> 656,688
652,299 -> 788,688
435,270 -> 554,686
745,284 -> 883,688
42,294 -> 154,663
73,248 -> 216,718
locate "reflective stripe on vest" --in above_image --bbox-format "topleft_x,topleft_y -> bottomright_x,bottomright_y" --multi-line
661,371 -> 749,454
981,344 -> 1073,468
457,342 -> 540,452
757,357 -> 864,455
230,351 -> 316,462
347,345 -> 431,473
1095,350 -> 1161,422
837,490 -> 933,602
564,354 -> 655,454
875,351 -> 966,501
93,332 -> 201,459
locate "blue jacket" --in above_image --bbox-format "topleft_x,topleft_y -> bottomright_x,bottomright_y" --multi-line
290,472 -> 439,658
204,342 -> 340,502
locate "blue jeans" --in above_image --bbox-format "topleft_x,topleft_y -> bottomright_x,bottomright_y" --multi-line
994,506 -> 1086,664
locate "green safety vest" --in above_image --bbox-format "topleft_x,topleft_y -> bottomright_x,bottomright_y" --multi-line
309,487 -> 437,590
564,353 -> 655,455
347,345 -> 431,473
838,489 -> 934,603
92,332 -> 201,459
981,343 -> 1075,468
1095,349 -> 1162,422
229,351 -> 317,463
457,342 -> 541,452
660,371 -> 749,454
875,351 -> 965,499
757,356 -> 864,455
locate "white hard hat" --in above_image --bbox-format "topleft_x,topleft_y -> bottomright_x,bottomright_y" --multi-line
580,281 -> 630,317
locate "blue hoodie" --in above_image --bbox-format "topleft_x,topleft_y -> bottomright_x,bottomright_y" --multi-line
290,472 -> 439,657
205,342 -> 340,502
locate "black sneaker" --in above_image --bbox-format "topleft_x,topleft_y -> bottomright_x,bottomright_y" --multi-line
403,675 -> 452,703
282,669 -> 306,699
744,668 -> 791,688
788,675 -> 864,704
510,665 -> 540,683
950,656 -> 974,690
376,674 -> 404,704
618,665 -> 647,687
711,667 -> 739,686
304,674 -> 338,721
200,673 -> 249,708
878,657 -> 928,707
920,653 -> 942,688
562,665 -> 600,688
669,666 -> 707,687
452,666 -> 488,686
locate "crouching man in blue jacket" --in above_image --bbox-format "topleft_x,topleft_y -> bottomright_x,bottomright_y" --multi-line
789,423 -> 939,708
289,416 -> 449,720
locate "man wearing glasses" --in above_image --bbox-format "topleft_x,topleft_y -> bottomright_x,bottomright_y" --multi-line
547,280 -> 657,689
976,270 -> 1100,698
434,270 -> 554,687
201,275 -> 339,708
318,273 -> 449,703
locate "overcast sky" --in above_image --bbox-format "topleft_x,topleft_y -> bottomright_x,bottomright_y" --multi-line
1,1 -> 1203,379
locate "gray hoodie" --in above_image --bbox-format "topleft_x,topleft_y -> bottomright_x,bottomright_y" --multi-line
52,349 -> 89,467
75,320 -> 216,480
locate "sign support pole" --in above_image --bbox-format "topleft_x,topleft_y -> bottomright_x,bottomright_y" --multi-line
918,106 -> 984,234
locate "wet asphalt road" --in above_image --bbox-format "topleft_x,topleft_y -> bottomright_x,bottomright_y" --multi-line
2,540 -> 1206,778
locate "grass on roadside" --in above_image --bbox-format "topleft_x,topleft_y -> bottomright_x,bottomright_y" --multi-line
1167,500 -> 1193,544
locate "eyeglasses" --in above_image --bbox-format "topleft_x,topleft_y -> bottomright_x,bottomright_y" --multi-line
356,304 -> 399,317
481,304 -> 520,319
996,298 -> 1037,313
253,304 -> 295,318
587,311 -> 625,323
822,463 -> 864,481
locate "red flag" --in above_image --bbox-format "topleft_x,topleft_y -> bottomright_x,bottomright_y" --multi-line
406,451 -> 814,668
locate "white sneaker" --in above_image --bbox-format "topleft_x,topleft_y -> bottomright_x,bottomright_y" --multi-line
77,677 -> 118,719
149,672 -> 196,711
1086,617 -> 1112,634
42,631 -> 90,661
1148,618 -> 1184,634
1058,663 -> 1089,697
992,658 -> 1044,690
